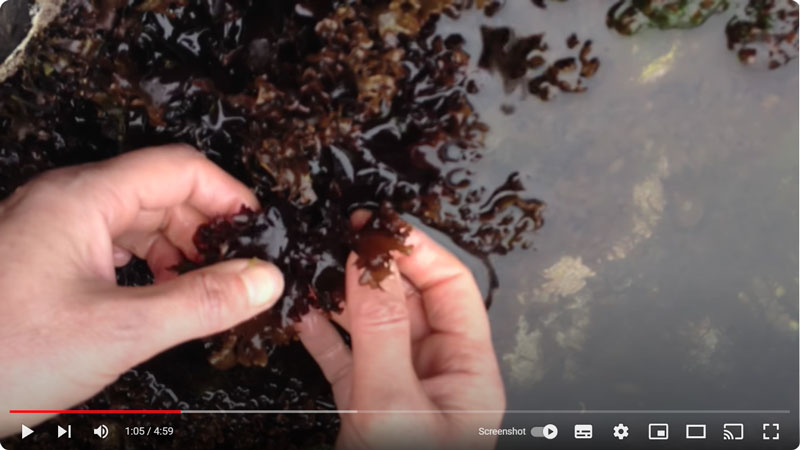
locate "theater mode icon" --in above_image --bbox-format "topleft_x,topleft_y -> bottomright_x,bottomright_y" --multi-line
685,424 -> 706,440
723,423 -> 744,440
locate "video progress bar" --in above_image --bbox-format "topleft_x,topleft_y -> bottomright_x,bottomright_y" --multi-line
10,410 -> 792,414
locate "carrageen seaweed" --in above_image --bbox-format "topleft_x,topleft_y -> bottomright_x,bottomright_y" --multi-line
478,26 -> 599,100
0,0 -> 547,370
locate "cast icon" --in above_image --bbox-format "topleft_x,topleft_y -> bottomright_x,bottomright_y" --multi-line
723,423 -> 744,440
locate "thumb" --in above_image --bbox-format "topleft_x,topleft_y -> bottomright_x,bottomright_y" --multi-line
112,258 -> 284,361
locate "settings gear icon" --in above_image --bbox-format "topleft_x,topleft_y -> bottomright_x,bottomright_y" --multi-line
613,423 -> 629,440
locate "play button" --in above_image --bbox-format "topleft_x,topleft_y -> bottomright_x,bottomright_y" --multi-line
531,424 -> 558,439
21,424 -> 33,439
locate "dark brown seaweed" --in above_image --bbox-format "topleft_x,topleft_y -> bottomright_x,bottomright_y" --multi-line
0,0 -> 545,369
726,0 -> 799,69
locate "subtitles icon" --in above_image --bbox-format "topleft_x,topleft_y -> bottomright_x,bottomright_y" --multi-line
649,423 -> 669,440
574,424 -> 592,439
723,423 -> 744,440
94,425 -> 109,439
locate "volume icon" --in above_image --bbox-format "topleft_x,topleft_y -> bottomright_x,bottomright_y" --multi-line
93,424 -> 109,439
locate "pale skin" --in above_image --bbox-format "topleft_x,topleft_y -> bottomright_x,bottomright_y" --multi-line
0,146 -> 505,448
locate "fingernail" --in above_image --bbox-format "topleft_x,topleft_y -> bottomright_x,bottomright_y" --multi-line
240,260 -> 284,307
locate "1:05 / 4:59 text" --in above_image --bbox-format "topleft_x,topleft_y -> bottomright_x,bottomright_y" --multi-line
125,426 -> 174,436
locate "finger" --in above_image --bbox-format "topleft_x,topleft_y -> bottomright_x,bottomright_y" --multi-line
396,228 -> 491,343
346,253 -> 419,399
114,204 -> 210,262
346,210 -> 431,340
145,235 -> 184,283
78,145 -> 258,236
332,276 -> 430,342
349,209 -> 372,230
103,258 -> 283,362
296,309 -> 353,406
114,232 -> 183,283
112,246 -> 132,267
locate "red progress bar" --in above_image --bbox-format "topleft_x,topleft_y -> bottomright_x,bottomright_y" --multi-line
10,410 -> 181,414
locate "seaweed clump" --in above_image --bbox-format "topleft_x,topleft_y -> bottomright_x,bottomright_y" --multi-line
479,26 -> 599,100
605,0 -> 797,69
0,0 -> 545,369
607,0 -> 729,35
726,0 -> 799,69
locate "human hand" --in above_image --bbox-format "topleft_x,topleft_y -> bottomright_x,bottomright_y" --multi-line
297,218 -> 506,450
0,146 -> 284,437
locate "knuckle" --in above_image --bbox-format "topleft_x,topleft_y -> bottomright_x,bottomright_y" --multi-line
24,173 -> 70,204
170,145 -> 206,167
439,343 -> 483,374
326,360 -> 352,386
193,272 -> 238,331
356,298 -> 409,331
168,143 -> 199,155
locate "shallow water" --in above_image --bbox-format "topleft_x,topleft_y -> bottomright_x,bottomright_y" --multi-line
447,1 -> 798,447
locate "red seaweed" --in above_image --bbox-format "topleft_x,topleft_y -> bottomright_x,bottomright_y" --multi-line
0,0 -> 547,369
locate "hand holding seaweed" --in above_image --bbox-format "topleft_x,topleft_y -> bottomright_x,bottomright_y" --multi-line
297,217 -> 505,450
0,146 -> 283,437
